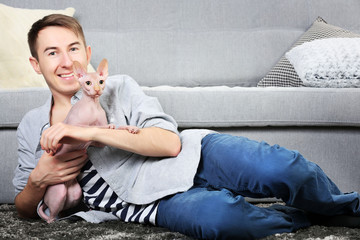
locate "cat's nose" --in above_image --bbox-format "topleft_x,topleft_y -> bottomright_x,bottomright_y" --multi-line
94,84 -> 100,92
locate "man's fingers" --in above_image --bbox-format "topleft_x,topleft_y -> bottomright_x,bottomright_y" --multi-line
52,150 -> 88,182
40,123 -> 68,152
55,150 -> 87,162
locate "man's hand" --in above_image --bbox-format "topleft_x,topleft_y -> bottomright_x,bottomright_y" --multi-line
31,149 -> 88,188
40,122 -> 95,154
14,149 -> 88,219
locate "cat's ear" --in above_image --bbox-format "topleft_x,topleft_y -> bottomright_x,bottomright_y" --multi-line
97,59 -> 108,79
73,61 -> 87,79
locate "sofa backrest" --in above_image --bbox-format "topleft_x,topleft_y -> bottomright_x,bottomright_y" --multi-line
3,0 -> 360,87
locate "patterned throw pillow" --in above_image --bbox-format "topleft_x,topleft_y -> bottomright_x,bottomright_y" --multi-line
257,17 -> 360,87
286,38 -> 360,88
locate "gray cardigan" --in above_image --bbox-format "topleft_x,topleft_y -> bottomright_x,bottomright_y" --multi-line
13,75 -> 213,207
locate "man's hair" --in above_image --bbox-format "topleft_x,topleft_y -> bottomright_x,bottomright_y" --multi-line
28,14 -> 87,60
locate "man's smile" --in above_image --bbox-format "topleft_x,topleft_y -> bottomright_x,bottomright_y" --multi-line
58,72 -> 75,80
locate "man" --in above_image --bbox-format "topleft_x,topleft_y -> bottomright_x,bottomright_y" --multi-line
14,13 -> 181,221
13,14 -> 360,239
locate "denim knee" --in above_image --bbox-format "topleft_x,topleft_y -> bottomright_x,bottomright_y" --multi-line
231,148 -> 314,206
265,150 -> 341,206
157,188 -> 298,240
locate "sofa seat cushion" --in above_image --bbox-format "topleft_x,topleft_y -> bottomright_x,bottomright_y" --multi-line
3,86 -> 360,129
143,86 -> 360,128
0,88 -> 50,128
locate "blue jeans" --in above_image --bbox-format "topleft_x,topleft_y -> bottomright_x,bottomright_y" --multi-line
157,133 -> 360,239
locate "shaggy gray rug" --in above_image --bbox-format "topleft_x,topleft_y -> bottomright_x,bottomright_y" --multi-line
1,204 -> 360,239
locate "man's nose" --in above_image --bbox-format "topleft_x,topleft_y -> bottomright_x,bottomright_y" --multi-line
60,53 -> 73,68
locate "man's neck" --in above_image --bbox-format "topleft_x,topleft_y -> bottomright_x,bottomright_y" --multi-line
50,93 -> 73,125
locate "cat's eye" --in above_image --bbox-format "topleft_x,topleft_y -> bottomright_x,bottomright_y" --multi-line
99,80 -> 104,85
86,81 -> 92,86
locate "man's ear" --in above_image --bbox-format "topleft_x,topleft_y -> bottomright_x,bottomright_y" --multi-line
29,57 -> 42,74
86,45 -> 92,66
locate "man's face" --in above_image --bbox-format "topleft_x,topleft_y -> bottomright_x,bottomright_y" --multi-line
30,26 -> 91,97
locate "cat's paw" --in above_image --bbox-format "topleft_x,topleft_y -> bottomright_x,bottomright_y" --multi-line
118,126 -> 139,134
128,126 -> 139,134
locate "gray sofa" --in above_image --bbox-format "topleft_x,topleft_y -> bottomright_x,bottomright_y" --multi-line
1,0 -> 360,205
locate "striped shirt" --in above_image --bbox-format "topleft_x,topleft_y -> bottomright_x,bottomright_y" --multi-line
78,160 -> 159,225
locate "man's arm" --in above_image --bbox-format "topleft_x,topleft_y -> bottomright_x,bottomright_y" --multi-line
15,175 -> 46,219
40,123 -> 181,158
93,127 -> 181,157
15,150 -> 88,219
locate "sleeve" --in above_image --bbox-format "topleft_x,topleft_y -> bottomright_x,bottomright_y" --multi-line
117,75 -> 179,135
12,117 -> 39,196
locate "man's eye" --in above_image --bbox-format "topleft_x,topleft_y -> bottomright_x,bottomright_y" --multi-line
70,47 -> 78,52
86,81 -> 92,86
48,52 -> 56,56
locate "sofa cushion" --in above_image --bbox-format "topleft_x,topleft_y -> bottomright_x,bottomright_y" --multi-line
0,129 -> 19,203
3,86 -> 360,129
286,38 -> 360,88
0,88 -> 50,128
3,0 -> 360,88
257,17 -> 360,87
143,86 -> 360,128
0,4 -> 95,89
0,4 -> 75,89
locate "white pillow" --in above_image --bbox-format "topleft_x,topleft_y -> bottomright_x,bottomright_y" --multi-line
0,4 -> 94,89
285,38 -> 360,88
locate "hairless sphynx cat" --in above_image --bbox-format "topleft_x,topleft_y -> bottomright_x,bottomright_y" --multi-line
38,59 -> 139,223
